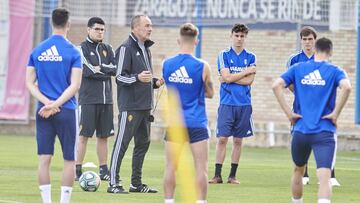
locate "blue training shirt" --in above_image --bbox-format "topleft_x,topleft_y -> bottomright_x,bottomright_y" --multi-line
287,50 -> 314,113
218,47 -> 256,106
28,35 -> 82,110
286,49 -> 314,69
163,54 -> 208,128
281,60 -> 347,134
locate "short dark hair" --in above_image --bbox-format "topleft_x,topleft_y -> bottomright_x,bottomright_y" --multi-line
52,8 -> 69,28
180,23 -> 198,38
300,26 -> 317,39
130,15 -> 147,29
231,24 -> 249,34
315,37 -> 332,54
87,17 -> 105,27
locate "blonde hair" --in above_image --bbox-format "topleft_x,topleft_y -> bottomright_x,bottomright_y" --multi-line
180,23 -> 198,39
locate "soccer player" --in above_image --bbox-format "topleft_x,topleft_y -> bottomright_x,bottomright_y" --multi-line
273,37 -> 351,203
287,26 -> 340,186
162,23 -> 214,203
75,17 -> 116,181
209,24 -> 256,184
107,15 -> 163,194
26,8 -> 82,203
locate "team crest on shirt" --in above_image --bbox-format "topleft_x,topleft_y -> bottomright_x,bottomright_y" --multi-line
230,59 -> 234,64
79,125 -> 82,131
102,50 -> 107,57
128,115 -> 133,122
244,59 -> 247,65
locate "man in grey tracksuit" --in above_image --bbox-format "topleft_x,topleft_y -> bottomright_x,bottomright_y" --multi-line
107,15 -> 164,194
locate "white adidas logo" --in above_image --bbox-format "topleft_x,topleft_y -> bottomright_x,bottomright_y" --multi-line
38,45 -> 63,61
168,66 -> 193,84
301,70 -> 326,86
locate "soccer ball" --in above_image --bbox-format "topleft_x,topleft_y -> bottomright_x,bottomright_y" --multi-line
79,171 -> 101,192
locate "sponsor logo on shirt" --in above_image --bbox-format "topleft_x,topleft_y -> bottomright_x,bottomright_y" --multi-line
301,70 -> 326,86
229,66 -> 247,72
38,45 -> 63,61
168,66 -> 193,84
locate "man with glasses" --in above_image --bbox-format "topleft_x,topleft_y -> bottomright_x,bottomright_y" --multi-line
76,17 -> 117,181
286,26 -> 340,186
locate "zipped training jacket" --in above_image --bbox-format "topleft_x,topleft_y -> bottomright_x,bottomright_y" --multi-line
79,37 -> 117,105
115,33 -> 159,111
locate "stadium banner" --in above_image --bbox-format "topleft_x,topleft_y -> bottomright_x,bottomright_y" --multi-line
0,0 -> 34,120
127,0 -> 329,29
0,0 -> 9,109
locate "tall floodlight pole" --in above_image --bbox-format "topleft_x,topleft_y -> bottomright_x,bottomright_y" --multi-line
195,0 -> 202,58
356,0 -> 360,124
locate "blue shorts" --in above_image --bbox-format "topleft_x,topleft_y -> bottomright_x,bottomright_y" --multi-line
216,104 -> 254,138
291,131 -> 336,169
165,127 -> 209,144
36,107 -> 78,161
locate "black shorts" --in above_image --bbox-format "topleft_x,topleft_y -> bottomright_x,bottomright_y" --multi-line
79,104 -> 114,138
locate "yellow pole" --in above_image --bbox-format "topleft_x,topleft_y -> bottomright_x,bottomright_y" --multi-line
163,88 -> 197,203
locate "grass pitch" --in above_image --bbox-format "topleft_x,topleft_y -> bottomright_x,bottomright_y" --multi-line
0,134 -> 359,203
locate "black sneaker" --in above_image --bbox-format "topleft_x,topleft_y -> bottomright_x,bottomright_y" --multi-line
107,185 -> 129,194
74,174 -> 81,181
99,171 -> 110,181
129,184 -> 158,193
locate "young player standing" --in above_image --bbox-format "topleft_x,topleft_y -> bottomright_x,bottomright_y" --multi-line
287,26 -> 340,186
26,8 -> 82,203
273,37 -> 351,203
209,24 -> 256,184
163,23 -> 214,203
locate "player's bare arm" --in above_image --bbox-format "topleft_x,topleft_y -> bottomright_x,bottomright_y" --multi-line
26,67 -> 60,118
220,66 -> 255,84
272,78 -> 302,125
26,67 -> 52,105
234,68 -> 256,85
203,62 -> 214,98
322,78 -> 351,126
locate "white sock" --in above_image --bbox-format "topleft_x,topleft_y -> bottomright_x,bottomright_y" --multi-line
60,186 -> 73,203
165,199 -> 174,203
318,199 -> 331,203
292,197 -> 303,203
196,200 -> 207,203
39,184 -> 52,203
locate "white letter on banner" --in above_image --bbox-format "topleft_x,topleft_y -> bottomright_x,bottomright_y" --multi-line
177,0 -> 188,17
218,0 -> 228,18
228,0 -> 239,18
167,0 -> 176,17
303,0 -> 313,20
155,0 -> 166,16
206,0 -> 218,18
290,0 -> 299,20
239,0 -> 248,19
192,0 -> 198,18
313,0 -> 321,20
133,0 -> 143,15
268,0 -> 276,19
248,0 -> 257,19
259,0 -> 268,19
278,0 -> 288,20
